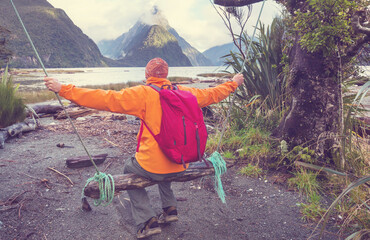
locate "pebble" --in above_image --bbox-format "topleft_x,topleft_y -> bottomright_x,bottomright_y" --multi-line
0,221 -> 3,229
76,117 -> 86,121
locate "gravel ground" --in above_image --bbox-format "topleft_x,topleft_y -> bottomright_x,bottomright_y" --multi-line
0,114 -> 341,240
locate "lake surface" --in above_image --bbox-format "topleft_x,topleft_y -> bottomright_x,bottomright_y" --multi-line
13,66 -> 228,90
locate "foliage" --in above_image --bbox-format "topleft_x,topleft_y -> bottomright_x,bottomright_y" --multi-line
0,66 -> 25,127
205,124 -> 274,164
167,76 -> 194,83
80,81 -> 142,91
226,17 -> 287,111
313,175 -> 370,239
282,145 -> 316,165
214,0 -> 369,236
17,89 -> 57,104
288,169 -> 321,197
289,169 -> 326,222
239,163 -> 263,177
293,0 -> 363,57
336,81 -> 370,176
298,192 -> 326,222
223,151 -> 236,159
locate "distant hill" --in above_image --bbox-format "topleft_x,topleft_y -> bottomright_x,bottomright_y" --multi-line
202,42 -> 239,66
168,28 -> 213,66
0,0 -> 109,68
98,6 -> 211,67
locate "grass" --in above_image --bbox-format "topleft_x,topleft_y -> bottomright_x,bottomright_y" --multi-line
288,169 -> 326,222
17,90 -> 58,104
81,81 -> 143,91
239,163 -> 263,178
288,169 -> 321,196
298,192 -> 326,222
0,66 -> 26,128
168,76 -> 194,83
197,73 -> 232,78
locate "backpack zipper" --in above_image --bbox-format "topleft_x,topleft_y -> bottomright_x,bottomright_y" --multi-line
195,122 -> 201,161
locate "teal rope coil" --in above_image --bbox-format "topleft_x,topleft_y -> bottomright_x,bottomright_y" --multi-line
208,0 -> 267,203
82,172 -> 115,206
207,152 -> 227,204
10,0 -> 114,206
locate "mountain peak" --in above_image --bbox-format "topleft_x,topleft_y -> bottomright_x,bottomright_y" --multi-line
140,5 -> 169,29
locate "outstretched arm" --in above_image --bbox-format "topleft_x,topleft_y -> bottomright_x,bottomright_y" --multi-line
179,73 -> 244,108
44,77 -> 146,118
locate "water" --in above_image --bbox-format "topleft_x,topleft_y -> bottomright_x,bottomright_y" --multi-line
13,66 -> 227,90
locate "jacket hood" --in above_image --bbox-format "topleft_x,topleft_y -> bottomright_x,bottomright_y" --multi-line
146,77 -> 172,86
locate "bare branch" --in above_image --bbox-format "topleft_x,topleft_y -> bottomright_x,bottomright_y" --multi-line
210,0 -> 247,59
214,0 -> 263,7
352,10 -> 370,35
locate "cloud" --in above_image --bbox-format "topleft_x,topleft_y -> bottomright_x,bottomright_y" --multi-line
48,0 -> 282,52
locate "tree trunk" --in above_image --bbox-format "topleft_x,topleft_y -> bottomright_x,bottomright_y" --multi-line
271,36 -> 341,160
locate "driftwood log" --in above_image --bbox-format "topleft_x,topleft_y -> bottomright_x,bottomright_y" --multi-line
55,107 -> 98,120
84,161 -> 235,199
0,119 -> 37,149
0,130 -> 8,149
66,153 -> 108,168
29,104 -> 63,116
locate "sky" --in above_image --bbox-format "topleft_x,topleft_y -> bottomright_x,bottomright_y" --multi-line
47,0 -> 283,52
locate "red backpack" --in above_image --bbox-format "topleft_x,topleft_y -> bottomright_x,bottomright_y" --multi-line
137,84 -> 208,168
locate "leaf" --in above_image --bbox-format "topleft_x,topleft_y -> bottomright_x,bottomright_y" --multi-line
317,176 -> 370,239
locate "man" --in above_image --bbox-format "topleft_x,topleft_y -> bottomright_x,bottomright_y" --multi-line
44,57 -> 244,238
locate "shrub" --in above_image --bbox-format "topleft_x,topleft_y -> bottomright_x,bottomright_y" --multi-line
0,66 -> 26,127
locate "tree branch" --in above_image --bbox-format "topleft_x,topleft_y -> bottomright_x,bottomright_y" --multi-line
352,10 -> 370,35
214,0 -> 263,7
345,10 -> 370,59
345,35 -> 370,59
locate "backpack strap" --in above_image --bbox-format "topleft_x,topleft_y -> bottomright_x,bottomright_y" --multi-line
136,120 -> 156,152
148,83 -> 178,91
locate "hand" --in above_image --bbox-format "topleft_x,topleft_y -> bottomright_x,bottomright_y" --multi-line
44,77 -> 62,93
232,73 -> 244,87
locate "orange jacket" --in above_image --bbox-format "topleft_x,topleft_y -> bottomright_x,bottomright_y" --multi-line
59,77 -> 238,174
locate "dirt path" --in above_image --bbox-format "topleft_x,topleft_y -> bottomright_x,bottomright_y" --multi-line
0,115 -> 340,240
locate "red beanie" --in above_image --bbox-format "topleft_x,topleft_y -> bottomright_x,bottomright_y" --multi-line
145,58 -> 168,79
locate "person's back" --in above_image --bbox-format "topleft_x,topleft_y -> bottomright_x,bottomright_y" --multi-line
44,57 -> 244,239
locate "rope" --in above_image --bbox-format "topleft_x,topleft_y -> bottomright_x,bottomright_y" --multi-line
207,152 -> 227,203
82,172 -> 115,206
208,0 -> 267,203
10,0 -> 114,206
